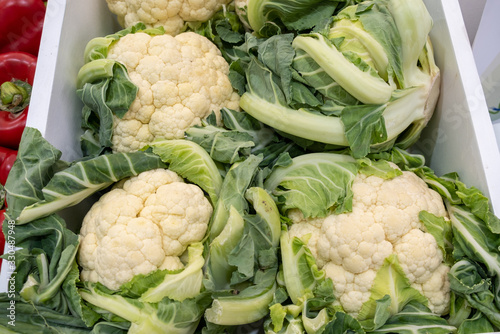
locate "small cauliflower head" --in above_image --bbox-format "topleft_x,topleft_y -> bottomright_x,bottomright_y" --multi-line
288,165 -> 450,316
107,31 -> 240,152
106,0 -> 232,36
78,168 -> 213,290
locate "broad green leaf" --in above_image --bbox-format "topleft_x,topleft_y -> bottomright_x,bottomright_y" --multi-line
457,311 -> 495,334
0,214 -> 87,325
185,2 -> 245,60
280,228 -> 328,305
293,48 -> 359,107
4,127 -> 64,221
206,206 -> 246,290
368,147 -> 425,170
214,19 -> 244,44
247,0 -> 340,36
269,303 -> 289,333
227,227 -> 256,284
16,151 -> 166,225
239,57 -> 350,148
205,269 -> 277,326
221,108 -> 276,153
264,152 -> 358,218
358,157 -> 402,179
228,60 -> 246,94
62,260 -> 102,327
463,291 -> 500,328
24,220 -> 77,297
228,195 -> 281,284
264,314 -> 305,334
257,34 -> 295,103
388,0 -> 432,86
240,56 -> 424,158
341,103 -> 387,158
245,187 -> 281,248
186,123 -> 255,164
77,61 -> 138,156
0,295 -> 90,333
186,108 -> 301,170
302,307 -> 331,334
209,154 -> 262,240
80,284 -> 211,334
331,0 -> 404,87
447,293 -> 471,329
413,164 -> 500,234
447,203 -> 500,327
292,33 -> 394,105
447,204 -> 500,279
135,243 -> 205,303
448,260 -> 490,296
323,311 -> 365,334
358,254 -> 428,329
419,211 -> 453,264
205,186 -> 280,291
455,182 -> 500,234
204,181 -> 280,326
368,302 -> 457,334
149,139 -> 222,205
246,56 -> 289,106
412,169 -> 462,205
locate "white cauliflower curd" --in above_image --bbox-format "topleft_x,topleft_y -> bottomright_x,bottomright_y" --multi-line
106,0 -> 232,36
78,168 -> 213,290
107,31 -> 240,153
288,165 -> 451,316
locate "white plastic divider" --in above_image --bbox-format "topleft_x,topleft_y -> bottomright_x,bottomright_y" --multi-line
416,0 -> 500,213
26,0 -> 120,162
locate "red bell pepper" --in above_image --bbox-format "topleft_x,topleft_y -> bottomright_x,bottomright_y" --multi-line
0,147 -> 17,186
0,0 -> 47,56
0,51 -> 37,149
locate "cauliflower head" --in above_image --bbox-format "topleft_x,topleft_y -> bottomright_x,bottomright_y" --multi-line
78,168 -> 213,290
288,165 -> 450,316
107,31 -> 240,152
106,0 -> 232,36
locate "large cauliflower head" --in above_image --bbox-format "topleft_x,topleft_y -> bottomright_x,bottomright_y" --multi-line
107,31 -> 240,152
78,168 -> 213,290
106,0 -> 232,36
288,166 -> 450,316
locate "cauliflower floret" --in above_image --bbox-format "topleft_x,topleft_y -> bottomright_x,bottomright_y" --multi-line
323,263 -> 376,316
412,264 -> 451,315
316,208 -> 393,273
106,0 -> 232,36
288,165 -> 450,316
353,170 -> 447,242
78,168 -> 212,290
393,229 -> 443,284
107,32 -> 240,152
